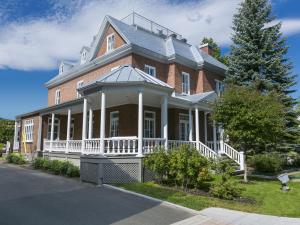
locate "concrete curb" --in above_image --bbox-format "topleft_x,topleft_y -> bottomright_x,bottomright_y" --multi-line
103,184 -> 200,215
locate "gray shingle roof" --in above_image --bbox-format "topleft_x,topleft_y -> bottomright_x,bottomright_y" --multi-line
173,91 -> 217,103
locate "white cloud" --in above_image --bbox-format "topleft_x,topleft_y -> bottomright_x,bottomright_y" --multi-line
0,0 -> 243,71
280,18 -> 300,35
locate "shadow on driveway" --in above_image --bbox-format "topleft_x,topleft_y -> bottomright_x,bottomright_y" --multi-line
0,163 -> 194,225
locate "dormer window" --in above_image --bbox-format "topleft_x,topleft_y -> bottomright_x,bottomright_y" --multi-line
144,65 -> 156,77
181,72 -> 190,95
59,64 -> 64,75
81,51 -> 87,64
107,33 -> 115,52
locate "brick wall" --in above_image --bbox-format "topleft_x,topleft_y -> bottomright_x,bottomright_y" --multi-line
48,55 -> 132,106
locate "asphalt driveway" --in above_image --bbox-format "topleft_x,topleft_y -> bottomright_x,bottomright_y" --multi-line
0,163 -> 195,225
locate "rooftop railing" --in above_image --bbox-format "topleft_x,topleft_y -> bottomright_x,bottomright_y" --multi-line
121,12 -> 183,40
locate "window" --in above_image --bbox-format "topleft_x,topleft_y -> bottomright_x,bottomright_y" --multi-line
23,119 -> 34,142
76,80 -> 84,98
59,64 -> 64,74
107,33 -> 115,52
47,117 -> 60,140
215,80 -> 225,95
144,111 -> 156,138
144,65 -> 156,77
179,114 -> 189,141
55,89 -> 61,105
110,111 -> 119,137
70,118 -> 75,140
110,66 -> 120,71
181,72 -> 190,95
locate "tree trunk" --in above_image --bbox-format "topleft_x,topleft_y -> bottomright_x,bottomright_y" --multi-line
243,154 -> 248,183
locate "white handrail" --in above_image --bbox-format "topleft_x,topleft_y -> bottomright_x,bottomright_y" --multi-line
104,137 -> 138,155
198,141 -> 218,159
222,142 -> 244,170
143,138 -> 165,154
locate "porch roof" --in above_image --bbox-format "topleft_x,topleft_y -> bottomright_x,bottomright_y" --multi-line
172,91 -> 217,104
79,65 -> 173,93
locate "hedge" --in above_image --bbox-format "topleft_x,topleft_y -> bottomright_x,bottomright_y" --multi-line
6,153 -> 26,165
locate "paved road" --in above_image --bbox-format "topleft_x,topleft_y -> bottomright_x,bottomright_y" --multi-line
0,163 -> 195,225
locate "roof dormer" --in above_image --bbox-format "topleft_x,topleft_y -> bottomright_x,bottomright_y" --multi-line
59,61 -> 73,75
80,46 -> 90,65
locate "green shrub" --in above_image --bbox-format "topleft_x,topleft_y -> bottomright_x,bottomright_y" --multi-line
210,160 -> 244,200
32,157 -> 80,177
6,153 -> 26,165
33,157 -> 46,169
66,164 -> 80,177
144,147 -> 169,182
249,153 -> 284,173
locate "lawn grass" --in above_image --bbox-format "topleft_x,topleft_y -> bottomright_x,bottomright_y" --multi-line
116,178 -> 300,217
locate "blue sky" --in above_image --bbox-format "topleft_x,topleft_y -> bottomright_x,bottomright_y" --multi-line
0,0 -> 300,120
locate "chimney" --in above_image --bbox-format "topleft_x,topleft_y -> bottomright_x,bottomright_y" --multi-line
199,43 -> 213,55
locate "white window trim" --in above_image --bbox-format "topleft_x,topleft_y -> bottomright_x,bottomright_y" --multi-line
215,79 -> 225,95
144,64 -> 156,77
23,119 -> 34,143
47,117 -> 60,140
181,72 -> 190,95
55,89 -> 61,105
110,111 -> 119,137
76,80 -> 84,99
106,33 -> 115,52
144,111 -> 156,138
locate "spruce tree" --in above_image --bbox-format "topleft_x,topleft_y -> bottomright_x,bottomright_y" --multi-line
226,0 -> 299,146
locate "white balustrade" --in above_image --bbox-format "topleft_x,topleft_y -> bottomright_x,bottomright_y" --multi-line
223,143 -> 244,170
143,138 -> 166,154
43,139 -> 51,151
206,141 -> 221,152
83,139 -> 100,155
68,140 -> 82,153
104,137 -> 138,155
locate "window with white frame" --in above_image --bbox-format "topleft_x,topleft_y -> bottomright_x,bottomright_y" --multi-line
215,80 -> 225,95
47,117 -> 60,140
55,89 -> 61,105
23,119 -> 34,142
181,72 -> 190,95
144,111 -> 156,138
179,114 -> 189,141
144,65 -> 156,77
76,80 -> 84,98
110,111 -> 119,137
107,33 -> 115,52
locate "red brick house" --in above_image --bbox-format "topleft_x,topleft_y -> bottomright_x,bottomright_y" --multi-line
13,13 -> 244,171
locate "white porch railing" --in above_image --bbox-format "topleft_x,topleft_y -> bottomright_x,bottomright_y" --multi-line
143,138 -> 165,154
43,138 -> 244,170
168,140 -> 197,149
222,142 -> 244,170
206,141 -> 221,152
104,137 -> 138,155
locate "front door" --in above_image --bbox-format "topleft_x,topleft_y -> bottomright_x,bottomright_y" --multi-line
179,114 -> 189,141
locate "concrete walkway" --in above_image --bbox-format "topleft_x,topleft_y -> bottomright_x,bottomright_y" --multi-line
199,207 -> 300,225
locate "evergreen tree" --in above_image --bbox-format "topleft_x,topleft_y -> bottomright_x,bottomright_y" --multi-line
226,0 -> 299,146
201,37 -> 228,65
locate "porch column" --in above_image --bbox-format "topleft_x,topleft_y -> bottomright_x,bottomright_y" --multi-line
161,95 -> 168,149
88,107 -> 93,139
195,107 -> 200,150
50,113 -> 55,152
137,91 -> 143,156
36,115 -> 42,151
100,92 -> 106,154
82,98 -> 88,153
188,108 -> 193,142
13,121 -> 18,150
213,120 -> 217,153
204,112 -> 208,144
66,108 -> 71,153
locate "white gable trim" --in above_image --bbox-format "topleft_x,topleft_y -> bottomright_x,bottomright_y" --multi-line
90,16 -> 131,60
